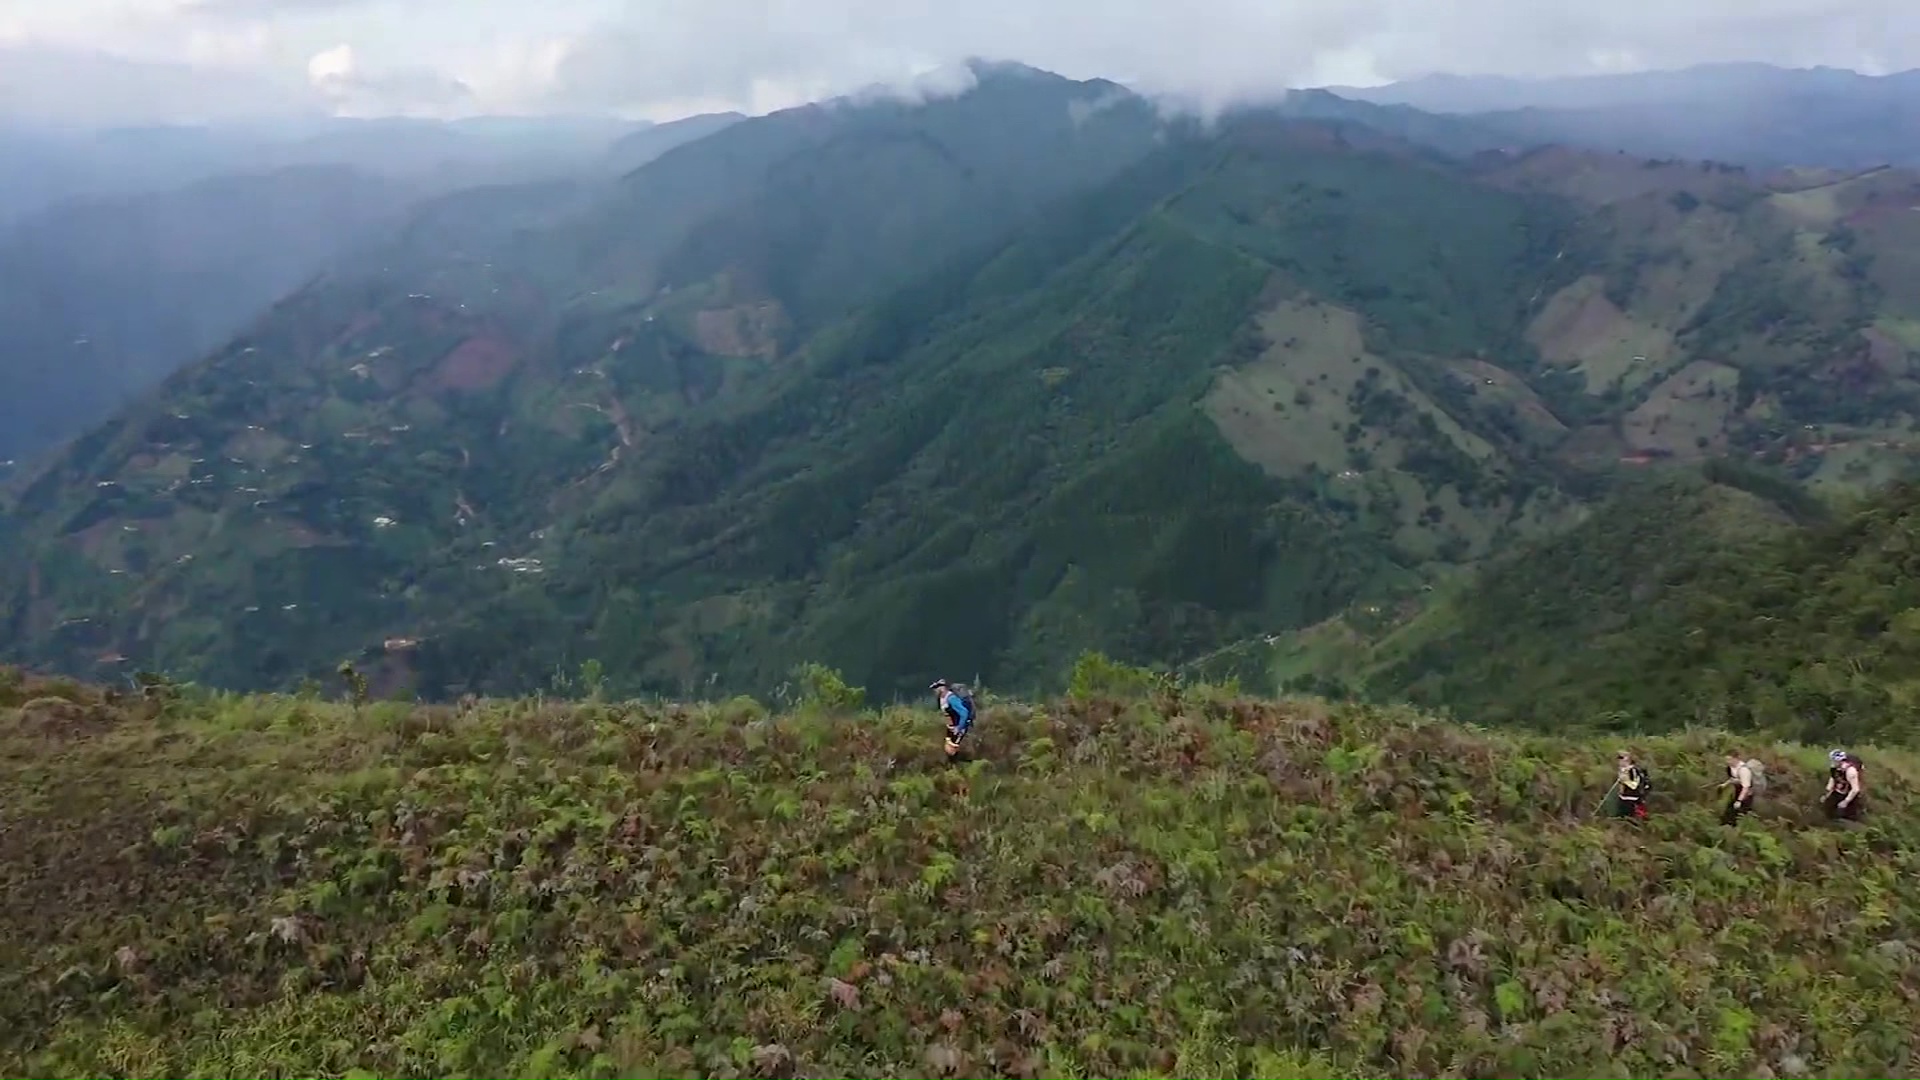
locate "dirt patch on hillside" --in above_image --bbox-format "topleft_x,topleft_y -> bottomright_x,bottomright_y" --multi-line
1554,423 -> 1629,468
1529,279 -> 1624,361
1449,360 -> 1568,437
224,428 -> 293,466
1527,276 -> 1674,388
693,302 -> 790,359
1862,327 -> 1912,376
67,517 -> 124,557
425,334 -> 520,392
1842,186 -> 1920,228
277,519 -> 335,548
333,311 -> 383,348
1622,360 -> 1739,457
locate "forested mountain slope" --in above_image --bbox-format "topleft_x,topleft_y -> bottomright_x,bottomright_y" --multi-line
7,63 -> 1920,702
1275,469 -> 1920,748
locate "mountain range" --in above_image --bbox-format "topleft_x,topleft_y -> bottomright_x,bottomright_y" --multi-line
1330,62 -> 1920,169
6,59 -> 1920,712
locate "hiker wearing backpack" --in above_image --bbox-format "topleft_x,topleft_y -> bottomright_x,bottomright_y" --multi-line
930,679 -> 976,761
1719,754 -> 1763,825
1612,751 -> 1651,819
1823,749 -> 1865,821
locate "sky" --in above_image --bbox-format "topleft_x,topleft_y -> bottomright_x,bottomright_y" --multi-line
0,0 -> 1916,125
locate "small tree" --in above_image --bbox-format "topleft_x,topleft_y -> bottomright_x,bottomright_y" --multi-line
578,658 -> 607,703
790,663 -> 866,714
1066,650 -> 1158,702
337,661 -> 369,708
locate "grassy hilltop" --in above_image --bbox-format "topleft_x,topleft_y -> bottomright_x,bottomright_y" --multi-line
3,663 -> 1918,1078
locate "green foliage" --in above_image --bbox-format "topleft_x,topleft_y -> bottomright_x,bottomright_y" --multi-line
789,662 -> 867,713
1066,650 -> 1159,702
3,669 -> 1917,1078
337,661 -> 369,707
1361,472 -> 1920,745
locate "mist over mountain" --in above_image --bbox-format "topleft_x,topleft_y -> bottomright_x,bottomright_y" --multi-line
1329,62 -> 1920,168
0,110 -> 752,463
0,111 -> 648,226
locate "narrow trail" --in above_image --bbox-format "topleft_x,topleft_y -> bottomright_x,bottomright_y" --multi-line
568,390 -> 636,476
1769,163 -> 1892,197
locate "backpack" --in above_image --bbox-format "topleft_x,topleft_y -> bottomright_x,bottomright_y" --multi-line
946,688 -> 976,730
1620,764 -> 1650,797
1825,755 -> 1862,796
1742,759 -> 1766,796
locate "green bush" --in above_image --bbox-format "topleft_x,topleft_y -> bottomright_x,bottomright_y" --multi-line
790,662 -> 867,714
1065,649 -> 1159,702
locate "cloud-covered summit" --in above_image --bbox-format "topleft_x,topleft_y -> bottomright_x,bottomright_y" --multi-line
0,0 -> 1916,125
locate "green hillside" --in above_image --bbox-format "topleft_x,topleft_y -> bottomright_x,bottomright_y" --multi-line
1268,467 -> 1920,748
4,667 -> 1917,1078
9,64 -> 1920,703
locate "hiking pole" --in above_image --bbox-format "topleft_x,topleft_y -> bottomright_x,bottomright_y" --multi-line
1592,780 -> 1620,817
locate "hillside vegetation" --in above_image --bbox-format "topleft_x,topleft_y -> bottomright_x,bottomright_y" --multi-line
1268,469 -> 1920,748
10,63 -> 1920,704
3,665 -> 1918,1078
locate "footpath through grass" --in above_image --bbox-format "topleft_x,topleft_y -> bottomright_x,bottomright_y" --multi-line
2,668 -> 1918,1078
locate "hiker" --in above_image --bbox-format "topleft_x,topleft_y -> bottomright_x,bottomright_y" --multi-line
930,678 -> 976,760
1719,754 -> 1762,825
1823,749 -> 1865,821
1612,750 -> 1650,819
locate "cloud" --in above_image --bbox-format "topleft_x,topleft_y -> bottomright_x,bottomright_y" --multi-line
539,0 -> 1920,117
2,0 -> 1918,124
0,43 -> 324,123
185,0 -> 381,15
306,41 -> 474,116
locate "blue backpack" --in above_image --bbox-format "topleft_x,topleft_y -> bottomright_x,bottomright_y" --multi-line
935,681 -> 974,734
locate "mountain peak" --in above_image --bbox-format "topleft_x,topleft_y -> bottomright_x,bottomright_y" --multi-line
963,57 -> 1056,79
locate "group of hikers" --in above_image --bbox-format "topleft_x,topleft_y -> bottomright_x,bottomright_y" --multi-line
1611,748 -> 1867,824
930,681 -> 1875,827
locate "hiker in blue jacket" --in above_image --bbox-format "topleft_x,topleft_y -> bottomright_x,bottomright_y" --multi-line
930,679 -> 975,760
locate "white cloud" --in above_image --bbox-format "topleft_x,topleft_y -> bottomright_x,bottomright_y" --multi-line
305,41 -> 474,117
539,0 -> 1920,117
0,0 -> 1916,124
305,41 -> 352,82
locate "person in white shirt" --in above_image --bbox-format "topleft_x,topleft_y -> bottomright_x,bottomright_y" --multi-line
1719,755 -> 1758,825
